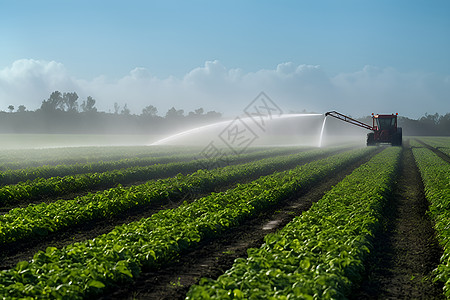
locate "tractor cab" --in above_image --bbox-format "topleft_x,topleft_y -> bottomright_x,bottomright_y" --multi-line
373,114 -> 397,131
370,113 -> 402,146
324,111 -> 402,146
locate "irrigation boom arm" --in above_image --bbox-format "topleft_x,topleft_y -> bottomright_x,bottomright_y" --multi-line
324,111 -> 374,131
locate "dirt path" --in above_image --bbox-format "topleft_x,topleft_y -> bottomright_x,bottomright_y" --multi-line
351,142 -> 444,299
98,150 -> 379,300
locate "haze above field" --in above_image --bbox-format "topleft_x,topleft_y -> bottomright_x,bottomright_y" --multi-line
0,0 -> 449,119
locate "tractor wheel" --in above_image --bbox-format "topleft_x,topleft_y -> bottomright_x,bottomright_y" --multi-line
366,132 -> 375,146
392,127 -> 403,146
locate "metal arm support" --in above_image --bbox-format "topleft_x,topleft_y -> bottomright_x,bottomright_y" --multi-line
325,111 -> 374,131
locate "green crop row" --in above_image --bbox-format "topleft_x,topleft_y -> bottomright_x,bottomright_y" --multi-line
0,153 -> 197,185
0,146 -> 342,245
187,147 -> 402,299
0,145 -> 193,171
0,146 -> 285,184
0,148 -> 374,299
412,147 -> 450,298
0,145 -> 289,171
416,137 -> 450,148
0,147 -> 303,205
415,137 -> 450,158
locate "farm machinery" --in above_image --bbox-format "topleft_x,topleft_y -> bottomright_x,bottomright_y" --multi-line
325,111 -> 402,146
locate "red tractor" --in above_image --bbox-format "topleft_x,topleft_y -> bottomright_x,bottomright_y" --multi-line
325,111 -> 402,146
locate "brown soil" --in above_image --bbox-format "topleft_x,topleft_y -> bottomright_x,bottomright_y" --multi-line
350,141 -> 444,299
97,150 -> 379,300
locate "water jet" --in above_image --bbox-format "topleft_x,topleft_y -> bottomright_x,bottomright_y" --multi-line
151,113 -> 325,148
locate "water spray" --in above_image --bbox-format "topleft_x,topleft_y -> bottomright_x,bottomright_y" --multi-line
151,113 -> 322,146
318,114 -> 327,148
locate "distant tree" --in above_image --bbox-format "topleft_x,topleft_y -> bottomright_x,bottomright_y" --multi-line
114,102 -> 120,114
121,104 -> 131,115
438,113 -> 450,135
142,105 -> 158,116
17,105 -> 26,113
420,112 -> 440,125
205,110 -> 222,119
81,96 -> 97,113
40,91 -> 80,112
41,91 -> 63,111
188,107 -> 205,117
7,105 -> 14,113
63,92 -> 79,112
165,107 -> 184,119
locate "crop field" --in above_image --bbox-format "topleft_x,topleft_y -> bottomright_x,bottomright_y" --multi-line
0,138 -> 449,299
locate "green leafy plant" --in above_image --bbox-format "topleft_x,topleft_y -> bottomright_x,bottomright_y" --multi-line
0,147 -> 342,245
0,147 -> 302,205
412,145 -> 450,298
186,147 -> 402,299
0,147 -> 374,299
415,137 -> 450,157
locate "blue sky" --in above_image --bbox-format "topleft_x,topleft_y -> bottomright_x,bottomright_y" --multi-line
1,0 -> 449,118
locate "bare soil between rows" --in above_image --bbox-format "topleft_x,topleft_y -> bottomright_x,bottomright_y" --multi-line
97,149 -> 381,300
350,141 -> 444,299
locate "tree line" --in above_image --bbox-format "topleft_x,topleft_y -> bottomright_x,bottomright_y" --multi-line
0,91 -> 222,134
398,113 -> 450,136
1,91 -> 449,135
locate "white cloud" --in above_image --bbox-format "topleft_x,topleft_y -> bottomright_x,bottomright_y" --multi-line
0,59 -> 449,118
129,67 -> 152,79
0,59 -> 80,109
331,66 -> 450,117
